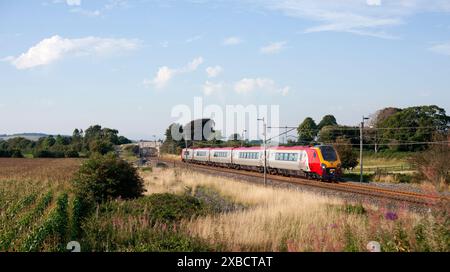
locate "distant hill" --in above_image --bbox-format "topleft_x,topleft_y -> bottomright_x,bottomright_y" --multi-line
0,133 -> 49,141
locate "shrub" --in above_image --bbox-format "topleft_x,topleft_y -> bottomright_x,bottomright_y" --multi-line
65,150 -> 79,158
33,150 -> 64,158
409,134 -> 449,190
145,193 -> 207,223
71,153 -> 146,203
10,150 -> 24,158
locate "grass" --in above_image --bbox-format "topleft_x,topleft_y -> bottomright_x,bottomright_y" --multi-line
0,157 -> 448,252
142,168 -> 449,252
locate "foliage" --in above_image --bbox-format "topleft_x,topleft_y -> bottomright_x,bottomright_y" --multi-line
33,149 -> 65,158
79,194 -> 212,252
297,117 -> 318,144
160,123 -> 185,154
144,193 -> 207,223
71,153 -> 146,203
333,137 -> 358,170
409,134 -> 450,190
378,105 -> 450,151
317,115 -> 338,130
0,125 -> 131,158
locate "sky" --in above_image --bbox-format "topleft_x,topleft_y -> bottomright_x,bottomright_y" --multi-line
1,0 -> 450,140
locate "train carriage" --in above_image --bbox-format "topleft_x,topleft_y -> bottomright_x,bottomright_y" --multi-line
181,148 -> 194,161
267,146 -> 310,175
192,148 -> 210,164
232,147 -> 264,171
210,147 -> 233,166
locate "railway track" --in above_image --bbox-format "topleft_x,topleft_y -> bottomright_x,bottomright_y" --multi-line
158,158 -> 448,206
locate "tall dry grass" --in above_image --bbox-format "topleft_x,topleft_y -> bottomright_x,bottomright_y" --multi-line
142,168 -> 428,251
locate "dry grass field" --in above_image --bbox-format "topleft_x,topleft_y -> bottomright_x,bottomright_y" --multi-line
142,167 -> 449,252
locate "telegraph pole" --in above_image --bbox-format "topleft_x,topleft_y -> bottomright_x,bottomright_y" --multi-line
360,116 -> 369,182
257,117 -> 267,186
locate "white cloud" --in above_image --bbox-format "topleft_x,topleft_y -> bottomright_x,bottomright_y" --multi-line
260,41 -> 287,54
366,0 -> 381,6
256,0 -> 413,39
6,35 -> 139,70
206,66 -> 223,78
203,81 -> 224,96
223,37 -> 242,46
234,77 -> 289,96
66,0 -> 81,6
148,66 -> 175,89
429,42 -> 450,56
145,57 -> 204,89
185,57 -> 204,72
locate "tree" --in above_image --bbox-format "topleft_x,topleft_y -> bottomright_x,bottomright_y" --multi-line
297,117 -> 318,144
72,129 -> 83,152
161,123 -> 185,154
71,153 -> 145,203
183,119 -> 215,142
318,115 -> 338,130
379,105 -> 450,151
228,133 -> 241,141
368,107 -> 402,128
318,125 -> 338,143
409,133 -> 450,191
89,139 -> 114,155
334,137 -> 358,170
117,136 -> 132,145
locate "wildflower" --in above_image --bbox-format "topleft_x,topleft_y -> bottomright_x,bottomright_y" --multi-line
330,223 -> 338,229
385,211 -> 398,221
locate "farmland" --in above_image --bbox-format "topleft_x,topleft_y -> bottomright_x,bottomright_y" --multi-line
0,157 -> 448,252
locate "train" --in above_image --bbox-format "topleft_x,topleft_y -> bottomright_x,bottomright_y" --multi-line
181,145 -> 342,181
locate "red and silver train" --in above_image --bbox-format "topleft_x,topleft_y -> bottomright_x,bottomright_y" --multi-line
181,145 -> 342,181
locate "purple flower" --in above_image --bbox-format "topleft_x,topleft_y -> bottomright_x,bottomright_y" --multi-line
385,211 -> 398,221
330,223 -> 338,229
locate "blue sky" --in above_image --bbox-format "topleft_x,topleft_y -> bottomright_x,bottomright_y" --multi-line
1,0 -> 450,140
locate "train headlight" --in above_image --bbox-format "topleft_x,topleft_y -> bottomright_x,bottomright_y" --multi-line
321,164 -> 326,169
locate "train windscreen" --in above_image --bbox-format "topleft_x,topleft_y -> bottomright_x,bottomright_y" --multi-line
319,146 -> 337,162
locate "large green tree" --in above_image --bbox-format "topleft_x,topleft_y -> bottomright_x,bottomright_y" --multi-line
379,105 -> 450,151
317,115 -> 338,130
297,117 -> 318,144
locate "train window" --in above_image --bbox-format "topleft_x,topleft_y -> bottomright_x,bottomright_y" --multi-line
319,146 -> 337,161
313,152 -> 317,158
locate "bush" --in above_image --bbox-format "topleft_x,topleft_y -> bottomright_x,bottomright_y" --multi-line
65,150 -> 79,158
409,134 -> 449,190
145,193 -> 207,223
334,137 -> 358,170
33,150 -> 64,158
71,154 -> 146,203
10,150 -> 24,158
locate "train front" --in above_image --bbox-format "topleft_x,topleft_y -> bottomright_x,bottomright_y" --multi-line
316,145 -> 342,181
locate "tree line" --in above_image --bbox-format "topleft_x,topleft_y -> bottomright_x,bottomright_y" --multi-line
0,125 -> 131,158
160,105 -> 449,171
